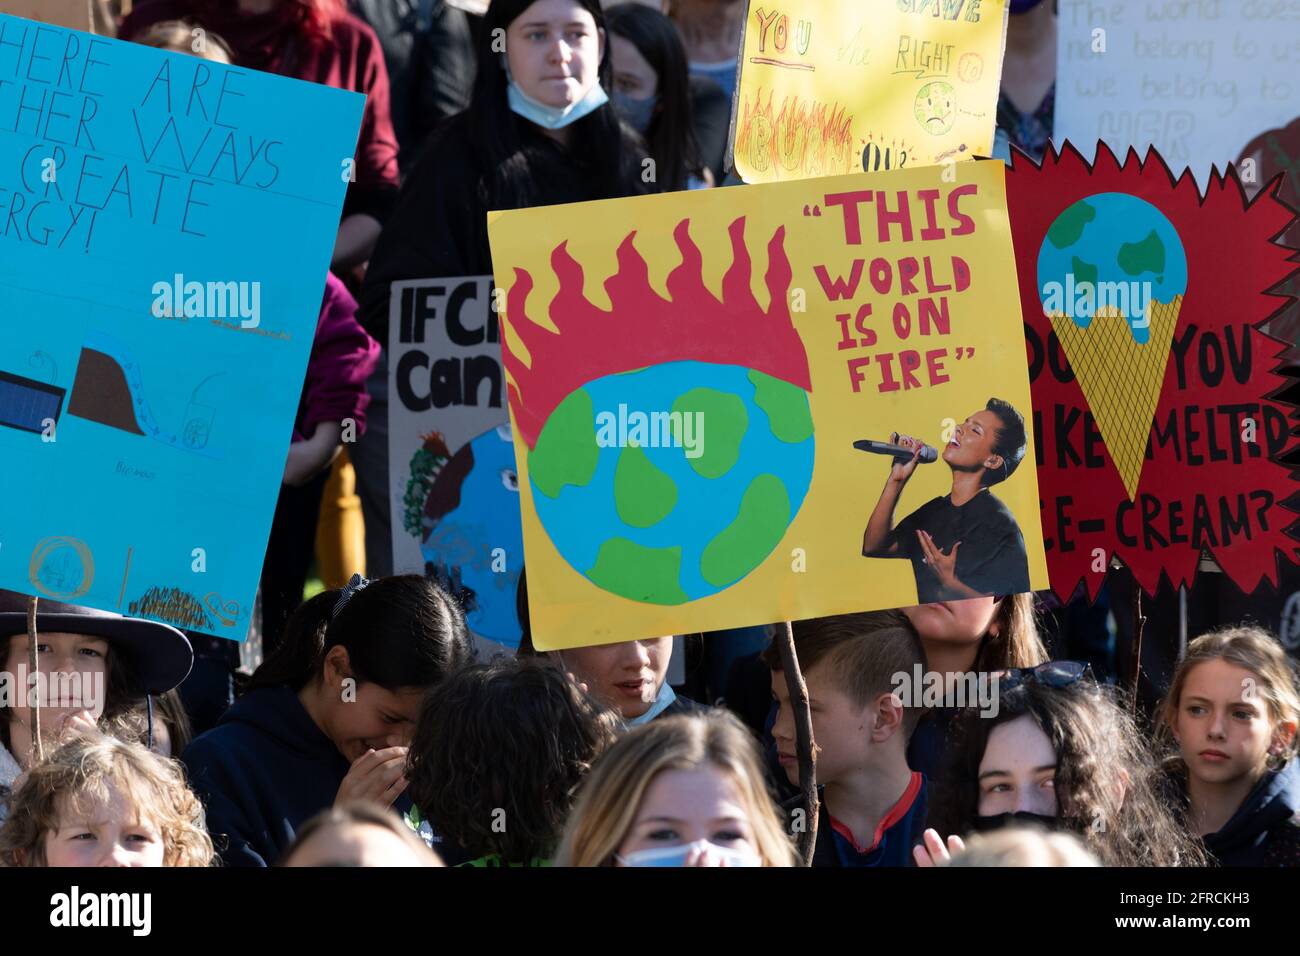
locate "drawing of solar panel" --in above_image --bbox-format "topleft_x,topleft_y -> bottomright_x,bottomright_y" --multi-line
0,370 -> 65,434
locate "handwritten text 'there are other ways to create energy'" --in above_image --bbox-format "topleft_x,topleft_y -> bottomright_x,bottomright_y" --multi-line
0,20 -> 282,254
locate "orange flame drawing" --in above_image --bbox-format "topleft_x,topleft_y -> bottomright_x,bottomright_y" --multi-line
736,89 -> 855,180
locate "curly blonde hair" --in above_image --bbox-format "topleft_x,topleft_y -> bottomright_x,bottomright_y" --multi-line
0,733 -> 214,867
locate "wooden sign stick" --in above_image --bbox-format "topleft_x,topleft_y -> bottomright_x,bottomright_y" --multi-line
27,595 -> 43,763
776,620 -> 818,866
1129,586 -> 1146,715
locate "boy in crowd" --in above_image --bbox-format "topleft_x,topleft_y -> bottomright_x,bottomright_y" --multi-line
767,611 -> 927,867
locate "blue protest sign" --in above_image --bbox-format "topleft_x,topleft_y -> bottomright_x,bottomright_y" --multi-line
0,15 -> 363,639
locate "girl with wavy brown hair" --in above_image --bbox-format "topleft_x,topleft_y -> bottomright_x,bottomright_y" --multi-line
924,671 -> 1205,867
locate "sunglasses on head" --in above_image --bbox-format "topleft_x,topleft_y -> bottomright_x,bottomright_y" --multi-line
991,660 -> 1094,694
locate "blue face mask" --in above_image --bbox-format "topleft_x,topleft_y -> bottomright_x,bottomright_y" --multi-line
612,90 -> 657,134
504,58 -> 610,130
617,840 -> 762,867
625,679 -> 676,726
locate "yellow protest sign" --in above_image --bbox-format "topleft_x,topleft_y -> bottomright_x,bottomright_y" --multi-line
488,160 -> 1047,650
731,0 -> 1009,183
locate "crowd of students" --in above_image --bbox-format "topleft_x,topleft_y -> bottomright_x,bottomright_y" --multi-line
0,0 -> 1294,869
2,579 -> 1298,868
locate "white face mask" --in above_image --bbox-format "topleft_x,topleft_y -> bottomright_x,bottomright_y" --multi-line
617,840 -> 762,867
503,55 -> 610,130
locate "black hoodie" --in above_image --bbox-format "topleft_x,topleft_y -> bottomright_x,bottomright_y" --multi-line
182,685 -> 351,867
1203,759 -> 1300,867
356,111 -> 601,346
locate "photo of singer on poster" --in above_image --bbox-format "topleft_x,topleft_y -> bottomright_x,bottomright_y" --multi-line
859,399 -> 1031,602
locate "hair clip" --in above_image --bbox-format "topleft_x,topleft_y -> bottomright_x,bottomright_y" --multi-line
332,573 -> 371,620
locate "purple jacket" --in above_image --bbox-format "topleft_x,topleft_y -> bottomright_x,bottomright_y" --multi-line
294,273 -> 380,443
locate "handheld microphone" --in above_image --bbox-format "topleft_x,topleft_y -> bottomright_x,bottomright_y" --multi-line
853,438 -> 939,464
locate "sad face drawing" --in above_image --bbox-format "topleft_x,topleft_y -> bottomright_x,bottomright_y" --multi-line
914,81 -> 956,136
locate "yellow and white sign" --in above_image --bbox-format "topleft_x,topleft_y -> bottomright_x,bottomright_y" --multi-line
731,0 -> 1009,183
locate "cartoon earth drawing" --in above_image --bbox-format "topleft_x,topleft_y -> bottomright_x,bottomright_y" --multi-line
1035,192 -> 1189,498
913,81 -> 955,135
1036,192 -> 1188,343
526,360 -> 815,606
419,423 -> 523,647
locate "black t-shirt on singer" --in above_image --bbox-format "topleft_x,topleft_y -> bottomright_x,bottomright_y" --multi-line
886,489 -> 1030,602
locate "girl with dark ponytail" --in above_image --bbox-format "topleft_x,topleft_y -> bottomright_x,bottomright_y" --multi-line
181,575 -> 472,866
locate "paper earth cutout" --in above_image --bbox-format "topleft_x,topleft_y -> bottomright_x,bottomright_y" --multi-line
528,361 -> 815,605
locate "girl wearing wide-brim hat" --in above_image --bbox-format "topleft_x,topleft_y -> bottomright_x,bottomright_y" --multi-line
0,590 -> 194,820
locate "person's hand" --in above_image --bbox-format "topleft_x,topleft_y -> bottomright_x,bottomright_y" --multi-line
335,746 -> 409,809
888,432 -> 926,484
56,709 -> 99,741
917,530 -> 961,589
283,437 -> 342,487
283,424 -> 343,487
913,828 -> 966,867
565,672 -> 591,696
30,709 -> 98,747
684,844 -> 727,867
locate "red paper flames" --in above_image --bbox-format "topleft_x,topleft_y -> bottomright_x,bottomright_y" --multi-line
1008,141 -> 1300,600
503,216 -> 811,450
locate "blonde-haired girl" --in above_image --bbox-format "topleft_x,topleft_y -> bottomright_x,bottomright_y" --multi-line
1159,626 -> 1300,866
555,711 -> 796,867
0,734 -> 214,867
